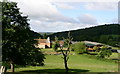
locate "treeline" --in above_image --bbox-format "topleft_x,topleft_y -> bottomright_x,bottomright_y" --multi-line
49,24 -> 120,47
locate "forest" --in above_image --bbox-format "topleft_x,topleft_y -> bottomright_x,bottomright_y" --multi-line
49,24 -> 120,47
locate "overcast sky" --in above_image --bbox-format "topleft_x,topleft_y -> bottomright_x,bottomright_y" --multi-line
10,0 -> 119,32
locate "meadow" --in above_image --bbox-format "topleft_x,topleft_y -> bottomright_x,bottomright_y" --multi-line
8,48 -> 119,73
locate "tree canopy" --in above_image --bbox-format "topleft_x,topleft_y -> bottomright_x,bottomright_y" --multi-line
2,2 -> 45,72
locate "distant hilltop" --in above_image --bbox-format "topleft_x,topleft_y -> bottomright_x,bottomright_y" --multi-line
48,24 -> 120,47
38,32 -> 54,35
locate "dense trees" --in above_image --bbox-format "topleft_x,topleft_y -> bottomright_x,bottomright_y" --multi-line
49,24 -> 120,46
43,33 -> 47,39
99,35 -> 120,46
2,2 -> 45,72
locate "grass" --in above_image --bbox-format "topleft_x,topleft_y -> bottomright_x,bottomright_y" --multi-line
7,48 -> 118,73
41,48 -> 54,52
112,47 -> 120,50
109,53 -> 118,59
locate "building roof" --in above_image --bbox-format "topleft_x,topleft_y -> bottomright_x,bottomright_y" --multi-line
35,39 -> 47,43
39,39 -> 47,43
59,41 -> 64,45
71,41 -> 78,44
35,37 -> 51,43
84,41 -> 103,46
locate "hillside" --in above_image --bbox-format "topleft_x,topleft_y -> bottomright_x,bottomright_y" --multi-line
38,32 -> 54,35
49,24 -> 120,46
30,30 -> 42,38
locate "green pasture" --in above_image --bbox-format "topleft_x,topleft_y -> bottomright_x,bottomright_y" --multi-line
10,49 -> 118,73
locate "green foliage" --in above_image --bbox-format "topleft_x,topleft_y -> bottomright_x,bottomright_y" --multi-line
43,33 -> 47,39
63,35 -> 73,48
98,46 -> 112,58
93,46 -> 99,52
49,24 -> 120,46
26,49 -> 45,66
99,35 -> 120,46
63,38 -> 68,47
52,43 -> 59,51
52,36 -> 59,51
2,2 -> 45,67
72,42 -> 86,54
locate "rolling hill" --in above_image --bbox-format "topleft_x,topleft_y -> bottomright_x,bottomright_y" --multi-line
49,24 -> 120,46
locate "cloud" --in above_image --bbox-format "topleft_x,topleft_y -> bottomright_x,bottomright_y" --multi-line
15,0 -> 77,23
29,19 -> 85,32
85,2 -> 118,10
30,18 -> 95,32
78,14 -> 98,25
53,3 -> 76,10
9,0 -> 117,32
10,0 -> 79,32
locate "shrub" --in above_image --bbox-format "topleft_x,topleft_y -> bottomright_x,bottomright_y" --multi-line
52,36 -> 59,51
72,42 -> 87,54
52,43 -> 59,51
98,46 -> 112,58
93,46 -> 99,52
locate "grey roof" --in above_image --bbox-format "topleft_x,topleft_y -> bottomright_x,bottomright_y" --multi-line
84,41 -> 103,46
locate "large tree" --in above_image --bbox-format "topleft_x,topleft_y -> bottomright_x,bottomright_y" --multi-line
2,2 -> 45,72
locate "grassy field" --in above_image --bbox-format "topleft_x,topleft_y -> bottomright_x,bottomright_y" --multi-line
10,48 -> 118,73
112,47 -> 120,50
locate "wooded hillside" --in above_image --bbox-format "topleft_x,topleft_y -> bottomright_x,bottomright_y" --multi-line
49,24 -> 120,46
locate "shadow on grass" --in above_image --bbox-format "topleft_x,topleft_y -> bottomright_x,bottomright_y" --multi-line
5,69 -> 119,74
5,69 -> 89,74
21,69 -> 89,72
88,53 -> 98,55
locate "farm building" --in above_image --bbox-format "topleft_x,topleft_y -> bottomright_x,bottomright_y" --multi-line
35,37 -> 51,49
83,41 -> 103,51
52,40 -> 65,47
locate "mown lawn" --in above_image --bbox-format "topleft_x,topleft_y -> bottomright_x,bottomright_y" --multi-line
12,53 -> 118,73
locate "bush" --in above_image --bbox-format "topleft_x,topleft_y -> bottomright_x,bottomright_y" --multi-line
52,36 -> 59,51
93,46 -> 99,52
52,43 -> 59,51
98,46 -> 112,58
72,42 -> 87,54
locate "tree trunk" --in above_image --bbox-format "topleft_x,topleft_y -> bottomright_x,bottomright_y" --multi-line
0,66 -> 7,73
10,63 -> 14,72
64,56 -> 69,73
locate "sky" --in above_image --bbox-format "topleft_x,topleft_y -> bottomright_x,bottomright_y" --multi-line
9,0 -> 119,32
